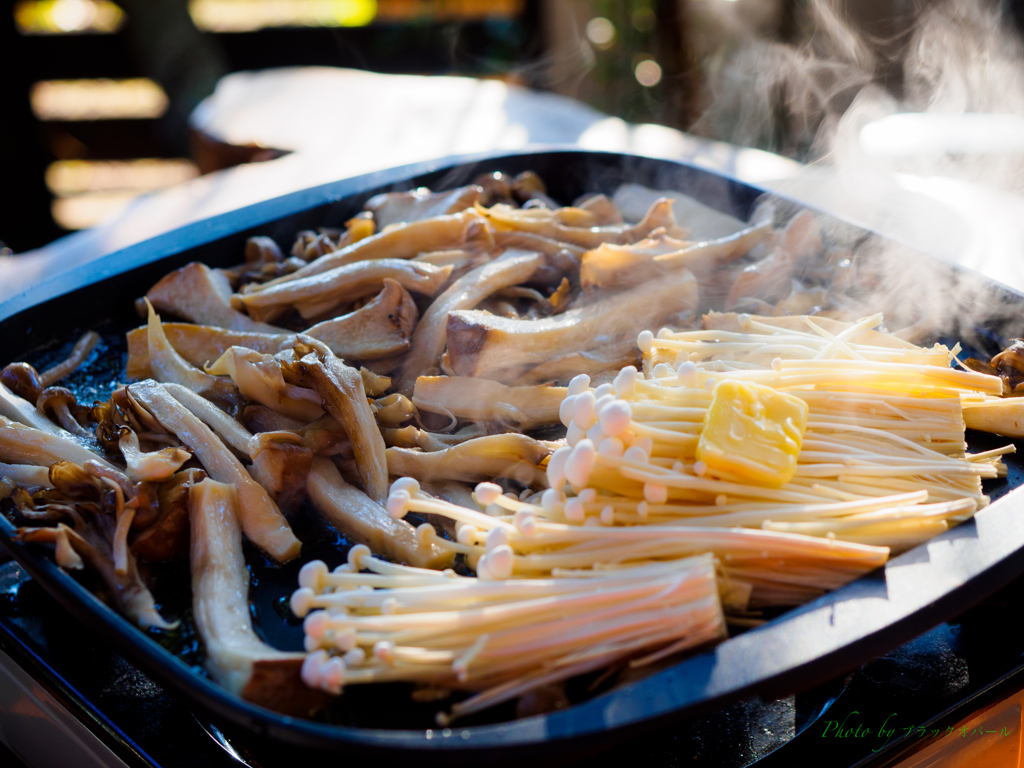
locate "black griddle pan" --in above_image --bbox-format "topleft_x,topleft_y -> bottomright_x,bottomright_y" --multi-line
2,149 -> 1024,764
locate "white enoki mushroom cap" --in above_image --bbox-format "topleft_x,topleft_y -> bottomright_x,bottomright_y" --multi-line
298,560 -> 329,591
600,505 -> 615,525
390,476 -> 420,496
653,363 -> 673,379
334,627 -> 357,651
321,657 -> 346,694
334,563 -> 357,574
623,445 -> 649,464
564,497 -> 585,523
676,360 -> 699,388
693,460 -> 707,476
475,556 -> 493,580
594,383 -> 615,399
613,366 -> 638,400
704,377 -> 717,391
474,482 -> 504,506
304,610 -> 330,640
301,649 -> 330,689
381,598 -> 399,615
567,374 -> 591,396
772,357 -> 783,371
416,523 -> 436,546
513,509 -> 537,537
546,446 -> 572,489
637,501 -> 649,519
637,330 -> 654,354
586,423 -> 606,445
564,439 -> 597,488
572,391 -> 598,431
343,647 -> 366,666
374,640 -> 395,664
599,436 -> 624,458
599,400 -> 632,437
644,482 -> 669,504
457,524 -> 479,545
386,488 -> 411,519
540,488 -> 563,512
304,634 -> 322,652
291,587 -> 316,618
594,393 -> 615,417
485,526 -> 510,550
484,544 -> 514,579
578,488 -> 597,504
558,394 -> 577,428
348,544 -> 371,569
566,422 -> 585,446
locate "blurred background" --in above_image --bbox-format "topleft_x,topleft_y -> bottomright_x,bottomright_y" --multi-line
4,0 -> 1024,259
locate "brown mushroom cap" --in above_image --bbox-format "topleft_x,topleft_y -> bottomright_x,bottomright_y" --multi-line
1,363 -> 44,404
245,236 -> 284,265
37,387 -> 93,438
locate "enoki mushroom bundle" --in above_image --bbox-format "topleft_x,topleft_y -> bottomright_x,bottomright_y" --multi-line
293,313 -> 1009,718
293,546 -> 725,724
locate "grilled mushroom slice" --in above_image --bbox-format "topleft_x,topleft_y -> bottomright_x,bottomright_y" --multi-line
259,208 -> 486,287
581,223 -> 771,292
365,185 -> 483,229
233,259 -> 452,324
385,433 -> 552,487
303,278 -> 419,361
0,415 -> 115,468
1,382 -> 67,435
474,197 -> 683,249
126,380 -> 301,563
118,429 -> 191,483
413,377 -> 566,430
161,383 -> 312,515
206,347 -> 324,422
144,300 -> 240,407
189,478 -> 322,714
283,341 -> 389,504
445,269 -> 699,381
306,457 -> 452,569
394,250 -> 545,395
146,262 -> 282,332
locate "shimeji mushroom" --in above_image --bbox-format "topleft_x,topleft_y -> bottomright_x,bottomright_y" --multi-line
14,461 -> 175,629
125,380 -> 301,563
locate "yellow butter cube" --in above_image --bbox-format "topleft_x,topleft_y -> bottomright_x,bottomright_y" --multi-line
697,379 -> 809,486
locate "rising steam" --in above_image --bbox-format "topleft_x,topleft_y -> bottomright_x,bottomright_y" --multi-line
694,0 -> 1024,347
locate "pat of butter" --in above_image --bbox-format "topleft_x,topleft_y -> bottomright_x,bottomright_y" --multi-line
697,379 -> 808,486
